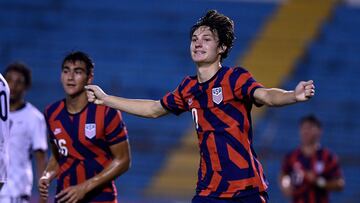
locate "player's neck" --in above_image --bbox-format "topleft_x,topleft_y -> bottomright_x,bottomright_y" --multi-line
65,92 -> 88,114
10,99 -> 25,112
196,62 -> 222,83
301,143 -> 320,156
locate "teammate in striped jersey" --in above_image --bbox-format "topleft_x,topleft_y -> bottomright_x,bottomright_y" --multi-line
86,10 -> 315,202
280,115 -> 344,203
38,51 -> 131,203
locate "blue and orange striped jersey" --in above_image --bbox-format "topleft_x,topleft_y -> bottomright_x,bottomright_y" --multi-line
44,100 -> 128,203
161,66 -> 268,198
282,147 -> 343,203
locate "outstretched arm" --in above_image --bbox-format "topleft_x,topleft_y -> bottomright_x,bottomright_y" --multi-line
85,85 -> 168,118
254,80 -> 315,107
56,140 -> 131,203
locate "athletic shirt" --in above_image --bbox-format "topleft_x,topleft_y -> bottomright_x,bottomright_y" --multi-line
45,100 -> 128,202
0,102 -> 47,196
161,67 -> 268,198
0,73 -> 10,183
282,147 -> 343,203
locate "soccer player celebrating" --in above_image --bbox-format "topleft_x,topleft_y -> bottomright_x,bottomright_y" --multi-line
86,10 -> 315,202
0,63 -> 47,203
39,51 -> 131,203
280,115 -> 344,203
0,73 -> 10,191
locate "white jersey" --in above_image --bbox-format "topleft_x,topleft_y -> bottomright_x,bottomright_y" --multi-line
0,74 -> 10,183
0,102 -> 47,197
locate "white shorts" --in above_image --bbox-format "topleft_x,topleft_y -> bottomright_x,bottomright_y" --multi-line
0,196 -> 30,203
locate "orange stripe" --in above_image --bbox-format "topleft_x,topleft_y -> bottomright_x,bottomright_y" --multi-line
206,133 -> 221,171
95,105 -> 105,138
105,112 -> 121,134
200,156 -> 206,181
234,71 -> 252,99
78,108 -> 108,166
230,100 -> 251,134
53,122 -> 84,159
246,82 -> 262,96
224,125 -> 249,150
198,109 -> 214,131
199,171 -> 222,196
49,101 -> 65,122
76,162 -> 86,183
63,175 -> 70,188
248,146 -> 267,191
309,191 -> 316,203
220,69 -> 233,101
59,158 -> 75,178
226,144 -> 249,169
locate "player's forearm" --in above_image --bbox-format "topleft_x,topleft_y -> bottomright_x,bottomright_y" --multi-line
34,150 -> 47,181
85,156 -> 130,192
41,155 -> 59,181
255,88 -> 297,107
324,178 -> 345,191
104,96 -> 167,118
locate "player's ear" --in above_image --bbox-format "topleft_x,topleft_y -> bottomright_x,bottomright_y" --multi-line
219,45 -> 227,54
87,70 -> 94,85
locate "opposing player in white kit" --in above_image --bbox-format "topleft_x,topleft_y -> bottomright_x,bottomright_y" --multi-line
0,63 -> 47,203
0,73 -> 10,191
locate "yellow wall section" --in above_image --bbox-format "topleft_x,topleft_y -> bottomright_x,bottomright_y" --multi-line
241,0 -> 335,88
145,0 -> 336,199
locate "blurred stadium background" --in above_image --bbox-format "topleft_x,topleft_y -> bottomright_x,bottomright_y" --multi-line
0,0 -> 359,202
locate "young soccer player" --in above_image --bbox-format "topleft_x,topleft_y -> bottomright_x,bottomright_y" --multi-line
86,10 -> 315,202
0,63 -> 47,203
38,51 -> 131,203
280,115 -> 344,203
0,73 -> 10,191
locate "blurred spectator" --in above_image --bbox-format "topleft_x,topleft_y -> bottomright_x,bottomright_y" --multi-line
0,62 -> 47,203
280,115 -> 344,203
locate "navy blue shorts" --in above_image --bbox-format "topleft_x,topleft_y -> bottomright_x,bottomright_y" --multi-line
192,192 -> 268,203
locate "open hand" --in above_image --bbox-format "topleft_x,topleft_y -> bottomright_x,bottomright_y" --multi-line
56,182 -> 90,203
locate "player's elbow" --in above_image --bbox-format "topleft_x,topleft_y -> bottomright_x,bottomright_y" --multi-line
335,178 -> 345,191
123,159 -> 131,172
116,156 -> 131,174
146,101 -> 167,118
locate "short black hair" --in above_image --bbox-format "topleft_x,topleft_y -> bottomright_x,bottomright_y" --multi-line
300,114 -> 322,128
62,51 -> 94,75
190,10 -> 235,61
4,62 -> 32,88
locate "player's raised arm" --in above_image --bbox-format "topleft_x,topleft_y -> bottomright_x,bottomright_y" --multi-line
85,85 -> 168,118
253,80 -> 315,107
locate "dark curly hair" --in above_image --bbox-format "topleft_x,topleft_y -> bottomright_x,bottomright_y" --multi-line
4,62 -> 32,89
62,51 -> 94,75
190,10 -> 235,61
300,114 -> 322,128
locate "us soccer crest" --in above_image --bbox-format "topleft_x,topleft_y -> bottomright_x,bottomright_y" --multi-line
85,123 -> 96,139
212,87 -> 223,104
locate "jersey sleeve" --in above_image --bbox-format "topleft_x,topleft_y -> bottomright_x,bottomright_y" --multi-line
232,67 -> 264,106
30,111 -> 48,151
281,153 -> 293,175
324,151 -> 343,180
104,108 -> 128,145
160,84 -> 187,116
43,109 -> 55,145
